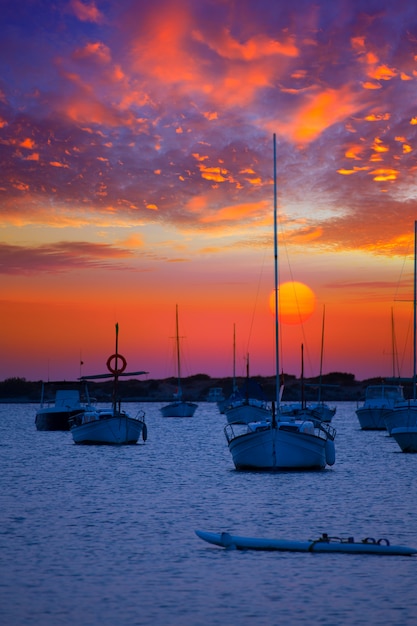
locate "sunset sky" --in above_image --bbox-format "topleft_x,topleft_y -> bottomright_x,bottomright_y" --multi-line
1,0 -> 417,383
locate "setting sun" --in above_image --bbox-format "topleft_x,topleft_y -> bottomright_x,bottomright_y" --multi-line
269,281 -> 316,325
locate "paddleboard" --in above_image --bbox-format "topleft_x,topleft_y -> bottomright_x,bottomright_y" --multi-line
195,531 -> 417,556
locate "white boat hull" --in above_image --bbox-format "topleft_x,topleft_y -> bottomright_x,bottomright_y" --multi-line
160,401 -> 197,417
225,401 -> 271,424
280,403 -> 335,423
71,411 -> 146,444
195,531 -> 417,556
391,425 -> 417,452
225,421 -> 335,470
356,407 -> 387,430
383,402 -> 417,435
355,385 -> 405,432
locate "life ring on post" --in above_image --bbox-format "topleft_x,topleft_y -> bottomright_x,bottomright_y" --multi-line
106,353 -> 127,375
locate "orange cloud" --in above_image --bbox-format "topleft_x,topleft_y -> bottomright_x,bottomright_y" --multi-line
362,81 -> 382,90
370,65 -> 397,81
372,138 -> 389,153
370,168 -> 398,181
25,153 -> 39,161
49,161 -> 69,168
70,0 -> 104,24
198,165 -> 231,183
199,201 -> 268,224
72,42 -> 112,65
270,85 -> 364,144
20,138 -> 35,149
345,145 -> 364,160
194,28 -> 299,61
365,113 -> 390,121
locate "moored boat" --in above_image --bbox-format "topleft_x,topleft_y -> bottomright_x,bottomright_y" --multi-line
69,323 -> 148,445
70,406 -> 147,445
224,135 -> 336,471
356,384 -> 405,431
160,305 -> 198,418
35,385 -> 92,431
223,335 -> 271,424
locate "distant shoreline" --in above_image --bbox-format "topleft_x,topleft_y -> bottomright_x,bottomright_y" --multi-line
0,373 -> 412,404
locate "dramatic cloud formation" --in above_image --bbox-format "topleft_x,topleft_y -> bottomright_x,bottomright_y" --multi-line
1,0 -> 417,381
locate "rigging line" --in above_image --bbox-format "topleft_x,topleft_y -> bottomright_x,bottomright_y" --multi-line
392,232 -> 415,379
246,236 -> 268,355
393,232 -> 413,302
278,216 -> 313,375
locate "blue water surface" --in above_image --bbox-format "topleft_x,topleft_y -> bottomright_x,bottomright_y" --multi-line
0,402 -> 416,626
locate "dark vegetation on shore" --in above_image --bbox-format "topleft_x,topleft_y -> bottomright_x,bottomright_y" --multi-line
0,373 -> 412,404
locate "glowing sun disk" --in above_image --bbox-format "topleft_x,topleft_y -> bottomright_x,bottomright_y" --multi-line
269,281 -> 316,325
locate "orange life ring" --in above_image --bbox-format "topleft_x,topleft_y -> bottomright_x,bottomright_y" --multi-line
106,353 -> 127,375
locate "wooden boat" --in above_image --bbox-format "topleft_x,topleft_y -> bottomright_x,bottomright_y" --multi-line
160,305 -> 198,417
70,323 -> 148,445
195,530 -> 417,556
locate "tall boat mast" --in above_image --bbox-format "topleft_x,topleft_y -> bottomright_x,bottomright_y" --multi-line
413,220 -> 416,400
273,133 -> 280,408
175,304 -> 182,397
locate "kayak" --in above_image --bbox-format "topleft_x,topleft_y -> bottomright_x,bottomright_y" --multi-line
195,530 -> 417,556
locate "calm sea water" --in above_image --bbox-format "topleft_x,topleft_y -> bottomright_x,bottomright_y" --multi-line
1,402 -> 416,626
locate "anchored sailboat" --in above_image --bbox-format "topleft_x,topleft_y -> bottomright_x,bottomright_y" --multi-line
160,305 -> 198,417
224,135 -> 336,470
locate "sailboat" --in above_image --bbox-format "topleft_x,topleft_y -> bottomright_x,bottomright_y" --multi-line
308,305 -> 336,421
160,305 -> 198,417
224,135 -> 336,470
280,339 -> 335,423
357,309 -> 404,431
224,326 -> 270,424
385,221 -> 417,451
69,323 -> 148,444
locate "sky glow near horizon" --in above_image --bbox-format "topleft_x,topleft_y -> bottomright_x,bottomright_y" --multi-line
1,0 -> 417,383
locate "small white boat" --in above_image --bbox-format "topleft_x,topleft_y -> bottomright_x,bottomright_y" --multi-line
160,399 -> 197,418
280,401 -> 335,423
223,332 -> 271,424
70,323 -> 148,445
224,356 -> 271,423
160,305 -> 197,418
225,396 -> 271,424
195,530 -> 417,556
205,387 -> 225,403
281,335 -> 336,424
71,406 -> 147,445
308,402 -> 336,422
35,386 -> 92,431
356,384 -> 405,431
